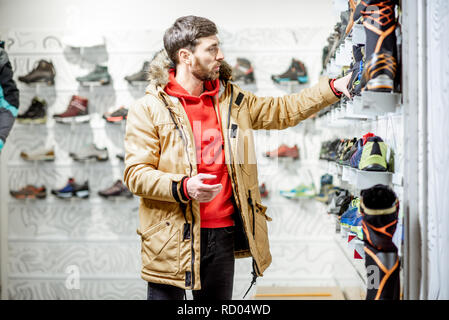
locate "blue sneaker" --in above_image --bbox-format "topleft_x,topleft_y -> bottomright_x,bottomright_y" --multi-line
340,198 -> 360,227
51,178 -> 89,199
350,138 -> 364,168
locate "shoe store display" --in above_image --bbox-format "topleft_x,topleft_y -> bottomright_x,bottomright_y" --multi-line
232,58 -> 255,84
18,60 -> 56,85
51,178 -> 89,199
20,146 -> 55,161
124,61 -> 150,83
17,97 -> 47,124
264,144 -> 299,160
10,185 -> 47,199
76,65 -> 111,86
271,58 -> 308,84
53,95 -> 89,123
98,180 -> 133,199
361,184 -> 400,300
69,143 -> 108,161
103,106 -> 128,123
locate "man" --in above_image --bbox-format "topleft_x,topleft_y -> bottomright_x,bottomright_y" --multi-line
124,15 -> 351,300
0,40 -> 19,154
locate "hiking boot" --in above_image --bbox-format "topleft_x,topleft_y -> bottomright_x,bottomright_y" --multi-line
361,0 -> 399,92
347,45 -> 365,96
360,184 -> 400,300
98,180 -> 133,199
124,61 -> 150,83
69,143 -> 108,161
53,95 -> 89,123
10,185 -> 46,199
76,65 -> 111,85
17,97 -> 47,124
51,178 -> 89,199
339,137 -> 357,165
103,106 -> 128,123
20,146 -> 55,161
264,144 -> 299,160
232,58 -> 255,84
116,153 -> 125,161
363,52 -> 397,92
359,136 -> 388,171
271,58 -> 308,84
18,60 -> 56,85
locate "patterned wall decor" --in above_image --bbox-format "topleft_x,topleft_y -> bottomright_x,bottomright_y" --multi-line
426,0 -> 449,300
2,26 -> 368,300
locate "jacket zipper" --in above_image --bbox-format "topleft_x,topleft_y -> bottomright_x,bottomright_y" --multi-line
178,122 -> 195,290
226,85 -> 260,277
167,107 -> 195,289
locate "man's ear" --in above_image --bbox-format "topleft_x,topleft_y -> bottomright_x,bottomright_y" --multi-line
178,49 -> 191,65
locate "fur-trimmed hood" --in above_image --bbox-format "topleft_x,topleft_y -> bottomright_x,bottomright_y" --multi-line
145,49 -> 233,89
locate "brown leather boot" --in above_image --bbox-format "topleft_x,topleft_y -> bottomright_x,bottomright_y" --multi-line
18,60 -> 56,85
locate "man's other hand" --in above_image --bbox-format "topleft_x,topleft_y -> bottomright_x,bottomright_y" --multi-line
186,173 -> 222,203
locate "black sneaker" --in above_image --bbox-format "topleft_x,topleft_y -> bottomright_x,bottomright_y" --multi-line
124,61 -> 150,83
17,97 -> 47,124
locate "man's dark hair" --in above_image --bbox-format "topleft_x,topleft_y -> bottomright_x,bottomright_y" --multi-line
163,15 -> 218,65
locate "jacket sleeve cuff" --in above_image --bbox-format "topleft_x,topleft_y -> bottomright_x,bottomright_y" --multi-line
329,79 -> 343,98
319,76 -> 341,105
172,176 -> 190,203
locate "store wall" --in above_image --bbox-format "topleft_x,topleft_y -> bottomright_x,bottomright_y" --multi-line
426,0 -> 449,300
0,0 -> 371,300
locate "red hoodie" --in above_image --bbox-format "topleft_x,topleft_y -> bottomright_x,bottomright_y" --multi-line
165,70 -> 234,228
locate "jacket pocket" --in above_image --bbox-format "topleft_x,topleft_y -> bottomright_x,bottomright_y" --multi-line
141,220 -> 180,275
255,202 -> 272,221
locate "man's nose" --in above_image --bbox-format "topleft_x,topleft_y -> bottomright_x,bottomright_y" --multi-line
216,48 -> 224,61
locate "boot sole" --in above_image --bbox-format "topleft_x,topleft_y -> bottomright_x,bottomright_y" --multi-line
361,164 -> 387,172
72,155 -> 109,162
17,117 -> 47,124
20,79 -> 55,86
22,156 -> 55,161
78,79 -> 111,86
54,114 -> 90,124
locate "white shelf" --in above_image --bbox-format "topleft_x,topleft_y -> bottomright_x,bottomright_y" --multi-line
352,24 -> 366,45
328,161 -> 393,190
354,91 -> 401,116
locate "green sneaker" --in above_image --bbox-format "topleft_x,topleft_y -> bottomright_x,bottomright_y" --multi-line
280,183 -> 316,199
76,65 -> 111,85
358,136 -> 388,171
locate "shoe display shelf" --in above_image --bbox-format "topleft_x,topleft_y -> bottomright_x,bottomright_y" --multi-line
351,24 -> 366,46
327,161 -> 393,191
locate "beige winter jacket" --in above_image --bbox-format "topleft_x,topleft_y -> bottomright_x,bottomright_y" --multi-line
124,50 -> 340,290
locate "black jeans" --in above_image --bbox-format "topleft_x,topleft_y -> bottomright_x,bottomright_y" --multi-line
147,226 -> 235,300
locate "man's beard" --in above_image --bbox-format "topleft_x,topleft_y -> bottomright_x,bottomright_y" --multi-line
191,57 -> 220,81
